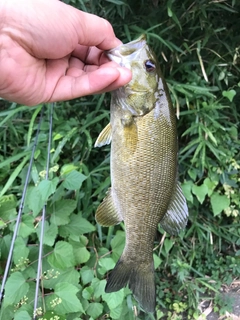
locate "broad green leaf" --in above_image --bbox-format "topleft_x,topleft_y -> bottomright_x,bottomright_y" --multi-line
43,268 -> 80,289
54,282 -> 84,314
82,286 -> 94,300
13,237 -> 29,266
80,266 -> 95,285
210,192 -> 230,216
86,302 -> 103,318
203,177 -> 217,197
41,311 -> 65,320
98,257 -> 116,275
36,221 -> 58,246
19,215 -> 35,238
222,89 -> 236,102
48,241 -> 75,270
111,231 -> 125,261
14,310 -> 31,320
26,178 -> 58,216
181,181 -> 193,203
164,238 -> 174,254
62,170 -> 87,190
26,186 -> 45,217
38,178 -> 59,201
102,289 -> 125,309
192,184 -> 208,204
4,272 -> 29,305
50,199 -> 76,226
0,194 -> 17,220
110,303 -> 124,319
70,240 -> 90,264
91,278 -> 106,299
59,213 -> 95,238
153,253 -> 162,269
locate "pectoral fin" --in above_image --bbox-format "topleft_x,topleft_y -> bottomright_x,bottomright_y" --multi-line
96,188 -> 123,226
160,182 -> 188,235
94,123 -> 112,147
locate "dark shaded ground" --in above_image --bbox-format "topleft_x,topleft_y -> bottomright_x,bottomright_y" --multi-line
206,293 -> 240,320
204,283 -> 240,320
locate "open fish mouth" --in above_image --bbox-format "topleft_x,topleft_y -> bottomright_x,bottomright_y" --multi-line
106,35 -> 147,66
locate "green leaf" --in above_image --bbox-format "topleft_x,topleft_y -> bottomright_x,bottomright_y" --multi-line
70,240 -> 90,264
82,286 -> 94,300
181,181 -> 193,203
164,238 -> 174,254
210,192 -> 230,216
192,184 -> 208,204
14,310 -> 31,320
62,170 -> 87,190
19,215 -> 35,238
38,178 -> 59,201
26,178 -> 58,216
41,311 -> 65,320
98,257 -> 116,275
36,221 -> 58,246
26,186 -> 45,217
60,164 -> 79,175
203,177 -> 217,197
111,231 -> 125,261
54,282 -> 84,314
4,272 -> 29,305
91,279 -> 106,299
153,253 -> 162,269
13,237 -> 29,266
86,302 -> 103,318
59,214 -> 95,238
48,241 -> 75,270
102,289 -> 125,309
50,199 -> 76,226
80,266 -> 95,286
0,194 -> 17,220
222,89 -> 236,102
110,303 -> 124,319
43,268 -> 80,290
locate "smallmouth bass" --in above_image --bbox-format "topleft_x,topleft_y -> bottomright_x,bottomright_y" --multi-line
95,35 -> 188,313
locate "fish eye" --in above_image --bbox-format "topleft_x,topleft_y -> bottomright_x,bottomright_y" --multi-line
144,60 -> 156,72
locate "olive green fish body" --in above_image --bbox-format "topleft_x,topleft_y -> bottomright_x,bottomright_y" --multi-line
95,35 -> 188,313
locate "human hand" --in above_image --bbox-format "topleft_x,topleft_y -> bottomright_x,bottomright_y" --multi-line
0,0 -> 131,106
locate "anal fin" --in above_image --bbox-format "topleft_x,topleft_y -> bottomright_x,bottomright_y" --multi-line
94,123 -> 112,147
160,182 -> 188,235
96,188 -> 123,226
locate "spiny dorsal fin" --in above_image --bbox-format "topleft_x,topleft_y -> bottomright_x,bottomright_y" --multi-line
94,123 -> 112,147
95,188 -> 123,226
160,182 -> 188,235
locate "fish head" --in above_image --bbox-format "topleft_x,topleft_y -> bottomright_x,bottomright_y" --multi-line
107,35 -> 161,116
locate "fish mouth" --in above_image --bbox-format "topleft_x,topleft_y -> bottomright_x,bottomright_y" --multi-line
106,34 -> 146,66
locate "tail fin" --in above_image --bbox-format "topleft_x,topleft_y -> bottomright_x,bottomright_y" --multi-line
105,256 -> 156,313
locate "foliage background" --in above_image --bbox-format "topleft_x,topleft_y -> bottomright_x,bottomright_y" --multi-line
0,0 -> 239,319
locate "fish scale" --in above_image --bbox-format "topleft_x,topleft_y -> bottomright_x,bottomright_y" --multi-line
94,35 -> 188,313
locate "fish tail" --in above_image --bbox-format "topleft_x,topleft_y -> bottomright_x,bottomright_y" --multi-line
105,256 -> 156,313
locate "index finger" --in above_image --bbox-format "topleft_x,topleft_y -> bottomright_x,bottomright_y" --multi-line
71,9 -> 122,50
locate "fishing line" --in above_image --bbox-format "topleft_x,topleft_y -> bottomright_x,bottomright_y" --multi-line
0,105 -> 45,306
33,103 -> 54,319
